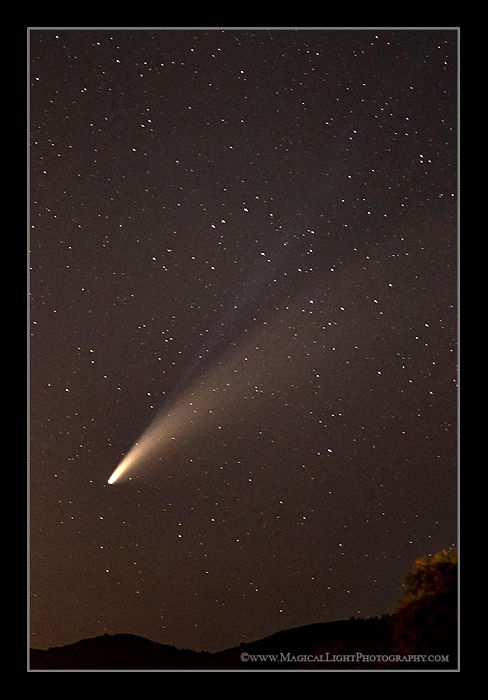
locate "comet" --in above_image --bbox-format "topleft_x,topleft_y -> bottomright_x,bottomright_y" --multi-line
106,360 -> 226,485
107,408 -> 179,484
106,329 -> 259,485
106,263 -> 317,485
107,456 -> 131,484
107,466 -> 124,484
107,449 -> 137,485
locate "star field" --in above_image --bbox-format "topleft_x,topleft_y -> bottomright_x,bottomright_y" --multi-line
29,28 -> 457,653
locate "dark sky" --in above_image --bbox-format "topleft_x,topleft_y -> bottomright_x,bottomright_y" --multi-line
29,28 -> 458,654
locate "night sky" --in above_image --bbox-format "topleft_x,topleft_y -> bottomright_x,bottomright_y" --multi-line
29,28 -> 458,654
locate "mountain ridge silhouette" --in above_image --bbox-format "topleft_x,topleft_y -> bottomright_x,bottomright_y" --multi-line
29,615 -> 456,670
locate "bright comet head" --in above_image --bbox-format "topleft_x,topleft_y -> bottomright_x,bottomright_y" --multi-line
107,456 -> 132,484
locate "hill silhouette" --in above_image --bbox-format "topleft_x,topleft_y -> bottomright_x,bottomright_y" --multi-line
30,615 -> 456,670
30,550 -> 457,670
30,632 -> 209,670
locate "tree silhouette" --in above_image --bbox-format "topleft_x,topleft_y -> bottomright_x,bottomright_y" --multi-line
389,549 -> 457,659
